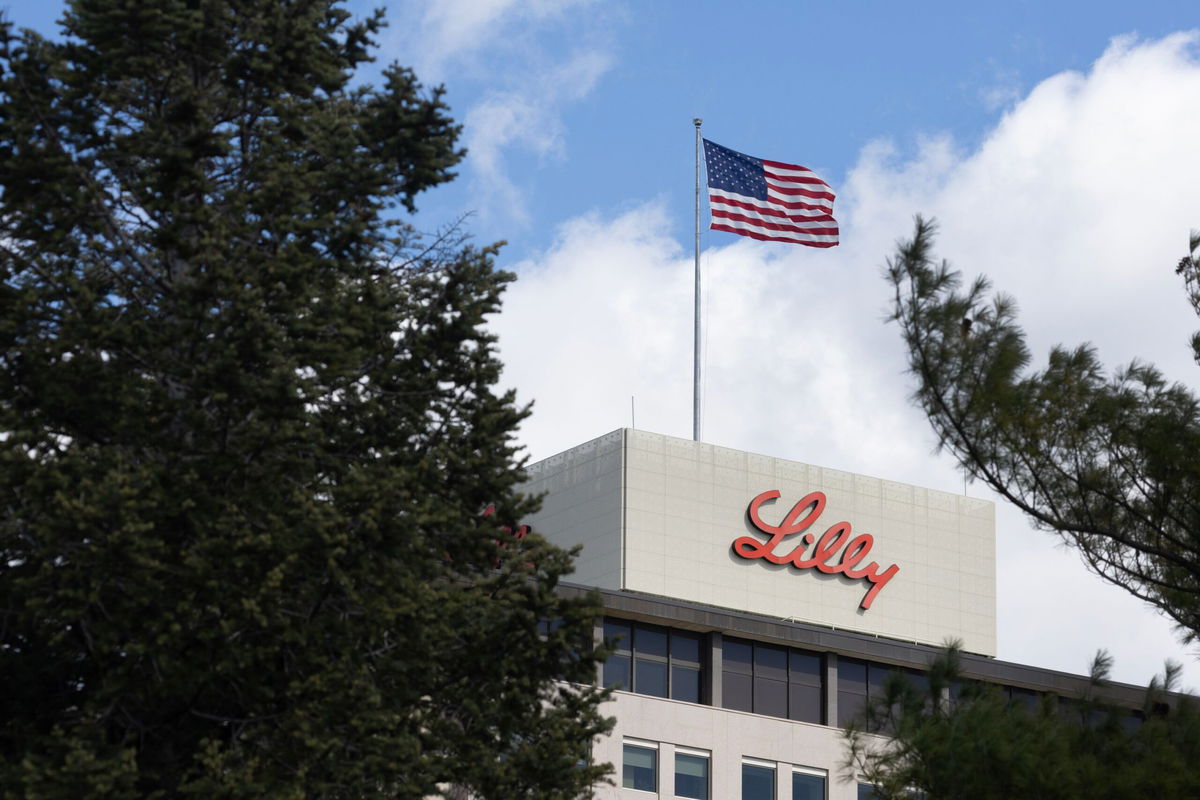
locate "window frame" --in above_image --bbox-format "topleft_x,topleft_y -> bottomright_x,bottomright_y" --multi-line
791,765 -> 827,800
602,617 -> 706,703
742,757 -> 777,800
838,658 -> 930,729
674,746 -> 711,800
621,739 -> 659,794
722,636 -> 825,723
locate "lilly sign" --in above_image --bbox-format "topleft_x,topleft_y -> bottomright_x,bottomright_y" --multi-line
732,490 -> 901,610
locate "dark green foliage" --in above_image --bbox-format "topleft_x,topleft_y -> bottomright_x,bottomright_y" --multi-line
888,218 -> 1200,640
0,2 -> 610,797
845,646 -> 1200,800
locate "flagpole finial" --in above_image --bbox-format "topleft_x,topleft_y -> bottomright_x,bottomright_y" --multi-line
694,118 -> 702,128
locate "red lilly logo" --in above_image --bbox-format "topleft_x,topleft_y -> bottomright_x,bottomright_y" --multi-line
732,490 -> 900,610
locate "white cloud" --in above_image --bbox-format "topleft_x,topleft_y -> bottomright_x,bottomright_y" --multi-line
387,0 -> 614,227
492,31 -> 1200,688
462,48 -> 613,227
400,0 -> 594,80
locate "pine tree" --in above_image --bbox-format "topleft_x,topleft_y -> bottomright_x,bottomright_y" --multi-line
844,647 -> 1200,800
0,2 -> 610,797
888,217 -> 1200,640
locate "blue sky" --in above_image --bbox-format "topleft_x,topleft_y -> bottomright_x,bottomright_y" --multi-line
381,0 -> 1196,258
8,0 -> 1195,256
8,0 -> 1200,689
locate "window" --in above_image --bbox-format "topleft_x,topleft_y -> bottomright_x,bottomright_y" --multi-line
1057,697 -> 1109,729
603,618 -> 704,702
742,759 -> 776,800
675,748 -> 710,800
622,741 -> 657,792
792,767 -> 826,800
838,658 -> 927,729
789,650 -> 823,723
837,658 -> 867,727
723,638 -> 753,712
723,637 -> 824,723
633,625 -> 669,697
755,644 -> 788,715
671,629 -> 704,702
604,620 -> 633,690
1004,685 -> 1039,712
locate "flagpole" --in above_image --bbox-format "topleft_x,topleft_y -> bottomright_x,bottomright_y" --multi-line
693,118 -> 702,442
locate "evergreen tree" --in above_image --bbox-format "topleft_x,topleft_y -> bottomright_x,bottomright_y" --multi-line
0,1 -> 610,797
888,217 -> 1200,640
844,647 -> 1200,800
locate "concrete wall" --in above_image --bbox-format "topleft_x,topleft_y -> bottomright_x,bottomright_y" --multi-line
524,429 -> 997,657
597,690 -> 862,800
522,429 -> 625,590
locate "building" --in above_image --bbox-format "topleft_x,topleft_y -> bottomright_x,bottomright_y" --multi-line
523,429 -> 1154,800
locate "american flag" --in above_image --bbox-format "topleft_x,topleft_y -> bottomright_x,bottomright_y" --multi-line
702,139 -> 839,247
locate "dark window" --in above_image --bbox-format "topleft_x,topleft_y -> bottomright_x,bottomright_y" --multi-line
1005,685 -> 1039,713
602,620 -> 631,689
723,637 -> 824,723
724,671 -> 753,712
673,664 -> 702,703
754,646 -> 789,715
623,743 -> 657,792
838,658 -> 929,729
673,630 -> 702,662
839,658 -> 867,692
790,650 -> 823,724
868,661 -> 895,697
837,658 -> 868,727
638,626 -> 669,658
603,618 -> 706,703
792,770 -> 826,800
721,638 -> 756,714
603,652 -> 631,690
755,673 -> 788,716
743,762 -> 776,800
857,783 -> 881,800
675,751 -> 709,800
725,638 -> 754,673
671,630 -> 703,703
633,624 -> 669,698
868,662 -> 908,733
756,644 -> 788,679
635,658 -> 668,697
1058,697 -> 1109,729
790,682 -> 823,724
790,650 -> 822,684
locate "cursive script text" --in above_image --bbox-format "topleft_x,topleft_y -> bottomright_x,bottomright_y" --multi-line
732,490 -> 900,610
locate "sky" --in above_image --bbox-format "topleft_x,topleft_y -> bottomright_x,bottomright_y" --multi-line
7,0 -> 1200,690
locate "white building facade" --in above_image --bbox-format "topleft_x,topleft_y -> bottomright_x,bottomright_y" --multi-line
524,429 -> 1148,800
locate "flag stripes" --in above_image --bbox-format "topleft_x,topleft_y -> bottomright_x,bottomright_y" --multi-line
702,139 -> 839,247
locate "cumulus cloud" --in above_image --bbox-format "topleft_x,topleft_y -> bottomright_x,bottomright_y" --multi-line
492,32 -> 1200,687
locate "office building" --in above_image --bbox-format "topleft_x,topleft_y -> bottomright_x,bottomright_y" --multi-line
524,429 -> 1153,799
